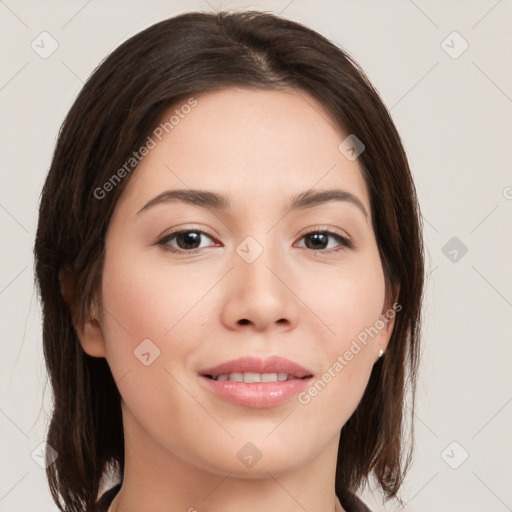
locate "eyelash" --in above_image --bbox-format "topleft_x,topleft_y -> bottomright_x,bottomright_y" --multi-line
156,226 -> 353,255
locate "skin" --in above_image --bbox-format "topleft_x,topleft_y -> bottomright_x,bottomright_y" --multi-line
63,87 -> 396,512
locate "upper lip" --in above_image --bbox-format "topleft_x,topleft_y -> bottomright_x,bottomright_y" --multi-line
199,356 -> 313,379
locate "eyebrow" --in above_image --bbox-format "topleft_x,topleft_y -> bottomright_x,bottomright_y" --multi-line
137,188 -> 368,218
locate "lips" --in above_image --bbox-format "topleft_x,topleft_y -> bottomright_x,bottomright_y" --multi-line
198,356 -> 314,408
199,355 -> 313,380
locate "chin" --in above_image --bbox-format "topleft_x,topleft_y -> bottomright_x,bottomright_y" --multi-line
192,434 -> 317,477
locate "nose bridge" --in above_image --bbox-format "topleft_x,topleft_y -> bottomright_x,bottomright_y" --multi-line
235,231 -> 286,298
222,230 -> 298,331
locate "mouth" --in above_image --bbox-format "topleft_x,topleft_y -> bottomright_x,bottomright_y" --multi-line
202,372 -> 312,382
199,355 -> 314,381
198,356 -> 314,408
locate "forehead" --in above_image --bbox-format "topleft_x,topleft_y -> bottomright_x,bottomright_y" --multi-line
115,87 -> 370,215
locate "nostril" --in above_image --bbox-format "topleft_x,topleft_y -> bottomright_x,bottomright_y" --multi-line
239,319 -> 250,325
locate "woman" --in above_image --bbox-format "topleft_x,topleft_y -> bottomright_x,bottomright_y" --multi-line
34,10 -> 424,512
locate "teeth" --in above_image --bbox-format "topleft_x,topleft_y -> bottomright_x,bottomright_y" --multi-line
213,372 -> 295,382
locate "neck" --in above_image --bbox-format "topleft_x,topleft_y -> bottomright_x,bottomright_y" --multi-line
109,490 -> 344,512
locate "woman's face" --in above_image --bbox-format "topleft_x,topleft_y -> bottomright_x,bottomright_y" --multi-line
83,87 -> 395,477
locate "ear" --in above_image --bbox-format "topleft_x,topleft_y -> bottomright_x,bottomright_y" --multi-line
59,265 -> 107,358
376,285 -> 401,359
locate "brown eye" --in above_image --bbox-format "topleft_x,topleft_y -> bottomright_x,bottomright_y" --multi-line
297,230 -> 352,252
158,230 -> 216,253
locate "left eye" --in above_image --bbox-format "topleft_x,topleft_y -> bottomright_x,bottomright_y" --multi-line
296,230 -> 352,252
157,229 -> 352,253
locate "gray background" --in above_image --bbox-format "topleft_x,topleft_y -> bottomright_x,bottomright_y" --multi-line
1,1 -> 511,511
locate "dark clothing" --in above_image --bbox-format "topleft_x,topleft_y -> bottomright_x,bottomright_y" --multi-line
92,484 -> 121,512
92,483 -> 372,512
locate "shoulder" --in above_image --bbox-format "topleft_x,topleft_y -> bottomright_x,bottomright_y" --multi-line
90,483 -> 121,512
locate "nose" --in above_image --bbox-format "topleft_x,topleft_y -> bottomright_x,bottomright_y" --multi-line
220,241 -> 300,333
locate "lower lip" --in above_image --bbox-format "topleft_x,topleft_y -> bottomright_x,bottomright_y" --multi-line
199,375 -> 312,408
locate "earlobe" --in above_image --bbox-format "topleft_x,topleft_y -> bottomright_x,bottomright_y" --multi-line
375,324 -> 391,363
77,307 -> 107,358
59,266 -> 107,358
376,290 -> 400,360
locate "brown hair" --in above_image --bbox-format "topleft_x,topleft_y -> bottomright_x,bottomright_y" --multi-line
34,10 -> 424,511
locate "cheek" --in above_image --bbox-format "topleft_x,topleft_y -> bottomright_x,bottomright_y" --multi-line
98,245 -> 207,380
296,253 -> 386,416
102,231 -> 217,332
304,251 -> 387,348
98,246 -> 212,447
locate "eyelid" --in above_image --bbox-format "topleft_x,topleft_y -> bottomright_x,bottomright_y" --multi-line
155,223 -> 219,241
297,224 -> 352,242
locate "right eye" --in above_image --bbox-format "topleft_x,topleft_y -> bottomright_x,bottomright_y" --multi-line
157,229 -> 219,253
